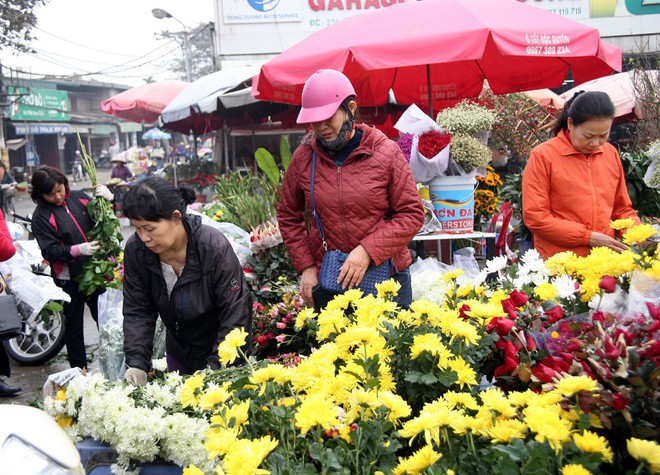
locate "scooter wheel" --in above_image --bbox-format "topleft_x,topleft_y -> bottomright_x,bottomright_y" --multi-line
5,311 -> 66,365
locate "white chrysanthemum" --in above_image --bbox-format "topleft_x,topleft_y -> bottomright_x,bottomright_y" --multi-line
552,275 -> 577,300
530,272 -> 550,287
520,248 -> 543,266
143,382 -> 179,409
513,271 -> 532,289
412,270 -> 450,304
152,357 -> 168,372
160,413 -> 212,471
473,270 -> 489,287
484,255 -> 508,274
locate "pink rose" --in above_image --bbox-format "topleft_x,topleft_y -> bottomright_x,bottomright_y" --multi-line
598,275 -> 617,293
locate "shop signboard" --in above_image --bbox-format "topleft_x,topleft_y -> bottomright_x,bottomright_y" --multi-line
8,87 -> 70,122
218,0 -> 659,58
25,140 -> 40,167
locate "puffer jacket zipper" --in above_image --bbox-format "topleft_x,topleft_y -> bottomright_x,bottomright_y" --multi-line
337,166 -> 351,248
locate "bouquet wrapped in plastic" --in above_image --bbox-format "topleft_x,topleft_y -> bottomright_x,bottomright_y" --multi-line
395,104 -> 451,183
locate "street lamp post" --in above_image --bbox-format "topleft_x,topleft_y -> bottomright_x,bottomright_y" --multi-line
152,8 -> 192,82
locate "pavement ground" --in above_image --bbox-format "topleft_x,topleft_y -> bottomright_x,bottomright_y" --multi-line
3,167 -> 134,406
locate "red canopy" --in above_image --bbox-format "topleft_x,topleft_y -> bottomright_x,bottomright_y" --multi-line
255,0 -> 621,116
101,80 -> 189,124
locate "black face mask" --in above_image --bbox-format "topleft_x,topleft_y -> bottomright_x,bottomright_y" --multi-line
316,114 -> 356,152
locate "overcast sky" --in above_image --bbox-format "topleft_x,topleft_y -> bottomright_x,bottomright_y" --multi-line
0,0 -> 215,87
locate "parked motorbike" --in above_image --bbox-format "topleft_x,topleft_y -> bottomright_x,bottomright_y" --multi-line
2,216 -> 69,366
93,150 -> 113,169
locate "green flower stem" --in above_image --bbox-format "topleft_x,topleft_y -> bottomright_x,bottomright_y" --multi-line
316,426 -> 327,474
237,347 -> 255,374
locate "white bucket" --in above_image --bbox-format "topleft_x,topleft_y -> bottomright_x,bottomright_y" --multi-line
429,175 -> 476,233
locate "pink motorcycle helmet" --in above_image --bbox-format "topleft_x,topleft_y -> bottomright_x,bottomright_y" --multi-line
296,69 -> 356,124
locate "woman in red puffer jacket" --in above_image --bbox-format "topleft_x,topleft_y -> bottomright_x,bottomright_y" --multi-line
278,69 -> 424,312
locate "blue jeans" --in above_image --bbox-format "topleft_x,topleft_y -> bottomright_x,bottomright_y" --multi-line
313,267 -> 412,312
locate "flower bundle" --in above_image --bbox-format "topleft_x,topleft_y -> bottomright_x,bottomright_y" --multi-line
76,137 -> 124,296
643,140 -> 660,188
448,134 -> 492,174
395,133 -> 414,162
474,166 -> 502,224
416,129 -> 452,160
436,100 -> 496,136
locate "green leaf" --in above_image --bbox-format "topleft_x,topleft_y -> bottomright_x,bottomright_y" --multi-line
280,135 -> 292,171
255,147 -> 280,185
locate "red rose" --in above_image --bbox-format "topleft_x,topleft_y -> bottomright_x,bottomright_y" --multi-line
494,354 -> 519,377
598,275 -> 617,293
612,393 -> 631,411
532,363 -> 556,383
604,340 -> 620,359
613,328 -> 633,345
544,306 -> 565,324
592,311 -> 605,323
558,351 -> 575,364
540,355 -> 570,373
501,299 -> 519,318
458,304 -> 471,320
526,334 -> 537,351
488,317 -> 516,336
646,302 -> 660,320
649,320 -> 660,333
510,290 -> 529,307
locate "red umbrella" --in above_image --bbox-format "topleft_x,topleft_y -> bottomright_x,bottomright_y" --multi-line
255,0 -> 621,116
101,80 -> 190,124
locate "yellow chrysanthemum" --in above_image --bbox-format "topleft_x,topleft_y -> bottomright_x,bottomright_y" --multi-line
627,438 -> 660,473
410,333 -> 444,359
294,392 -> 340,434
212,399 -> 251,430
222,435 -> 278,475
443,391 -> 479,410
524,405 -> 572,452
487,419 -> 528,444
294,307 -> 316,331
56,415 -> 74,428
183,465 -> 206,475
534,282 -> 558,301
392,445 -> 442,475
55,388 -> 67,401
449,357 -> 478,389
180,373 -> 205,409
561,464 -> 593,475
199,385 -> 232,411
573,431 -> 613,463
335,326 -> 382,353
316,308 -> 349,341
441,269 -> 465,283
622,223 -> 657,245
217,328 -> 248,366
554,376 -> 598,397
205,427 -> 239,458
480,387 -> 517,419
409,300 -> 442,321
610,218 -> 634,230
376,278 -> 401,298
465,301 -> 506,321
378,390 -> 412,424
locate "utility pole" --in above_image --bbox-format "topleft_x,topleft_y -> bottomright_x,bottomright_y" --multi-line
0,61 -> 8,168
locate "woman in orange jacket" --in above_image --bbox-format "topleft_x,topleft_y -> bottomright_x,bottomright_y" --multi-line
522,91 -> 639,259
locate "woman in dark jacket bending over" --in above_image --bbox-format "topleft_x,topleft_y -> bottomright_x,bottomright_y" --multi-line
121,177 -> 252,384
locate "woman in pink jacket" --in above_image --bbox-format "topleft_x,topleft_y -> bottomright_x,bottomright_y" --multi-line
277,69 -> 424,311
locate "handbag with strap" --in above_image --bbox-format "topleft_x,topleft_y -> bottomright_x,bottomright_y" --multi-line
310,152 -> 394,296
0,272 -> 21,341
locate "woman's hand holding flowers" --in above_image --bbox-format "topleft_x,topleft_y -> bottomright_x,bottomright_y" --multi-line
588,231 -> 630,253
